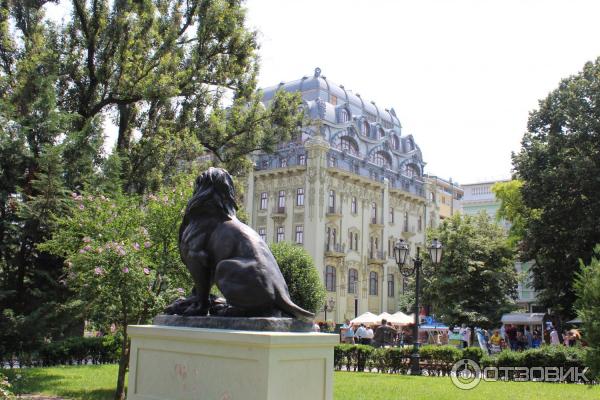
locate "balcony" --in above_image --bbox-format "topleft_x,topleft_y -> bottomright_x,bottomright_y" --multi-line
369,217 -> 384,229
368,249 -> 386,264
326,206 -> 342,219
271,206 -> 286,222
325,242 -> 345,258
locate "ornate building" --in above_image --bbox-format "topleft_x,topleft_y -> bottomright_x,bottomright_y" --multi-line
244,68 -> 433,322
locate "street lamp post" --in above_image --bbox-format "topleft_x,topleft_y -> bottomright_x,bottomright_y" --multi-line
394,238 -> 443,375
323,297 -> 336,323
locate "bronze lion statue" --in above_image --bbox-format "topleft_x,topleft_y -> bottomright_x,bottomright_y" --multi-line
165,167 -> 314,320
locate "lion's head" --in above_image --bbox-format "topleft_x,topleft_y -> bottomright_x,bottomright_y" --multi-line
184,167 -> 238,219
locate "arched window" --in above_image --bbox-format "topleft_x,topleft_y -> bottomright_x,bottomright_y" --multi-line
388,274 -> 395,297
325,266 -> 336,292
339,108 -> 349,123
361,120 -> 369,135
373,151 -> 391,168
340,136 -> 359,156
369,271 -> 378,295
348,268 -> 358,294
403,164 -> 419,178
378,127 -> 385,138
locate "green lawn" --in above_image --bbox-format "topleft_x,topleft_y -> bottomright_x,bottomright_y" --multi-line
4,365 -> 599,400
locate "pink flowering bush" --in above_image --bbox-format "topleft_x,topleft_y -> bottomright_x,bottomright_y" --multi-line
40,176 -> 193,334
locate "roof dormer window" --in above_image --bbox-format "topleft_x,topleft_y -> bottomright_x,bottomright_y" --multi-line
361,120 -> 369,135
339,108 -> 349,123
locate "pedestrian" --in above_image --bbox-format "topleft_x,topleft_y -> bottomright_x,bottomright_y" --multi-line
550,326 -> 560,345
460,324 -> 471,348
343,323 -> 355,344
505,324 -> 518,351
312,321 -> 320,332
355,323 -> 368,344
365,325 -> 374,346
373,319 -> 397,348
524,327 -> 533,349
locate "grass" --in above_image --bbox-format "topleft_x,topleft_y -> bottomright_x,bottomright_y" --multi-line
4,365 -> 121,400
4,365 -> 599,400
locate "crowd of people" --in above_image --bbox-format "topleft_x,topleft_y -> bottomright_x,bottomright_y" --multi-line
332,319 -> 584,354
340,319 -> 411,347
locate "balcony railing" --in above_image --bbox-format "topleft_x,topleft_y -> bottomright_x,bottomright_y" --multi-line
369,249 -> 385,260
325,242 -> 345,254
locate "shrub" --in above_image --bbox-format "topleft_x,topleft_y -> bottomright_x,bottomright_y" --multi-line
354,345 -> 374,372
420,345 -> 462,375
462,347 -> 485,363
334,344 -> 354,371
0,372 -> 15,399
270,242 -> 326,314
574,246 -> 600,380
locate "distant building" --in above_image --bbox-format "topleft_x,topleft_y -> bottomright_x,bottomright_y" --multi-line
425,175 -> 463,221
461,180 -> 537,312
244,68 -> 434,322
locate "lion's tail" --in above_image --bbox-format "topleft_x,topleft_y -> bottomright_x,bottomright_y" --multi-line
276,293 -> 315,321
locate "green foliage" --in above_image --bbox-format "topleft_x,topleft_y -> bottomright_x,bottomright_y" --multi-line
424,213 -> 518,328
491,180 -> 540,247
0,371 -> 15,400
462,346 -> 485,363
574,245 -> 600,379
512,57 -> 600,319
269,242 -> 326,314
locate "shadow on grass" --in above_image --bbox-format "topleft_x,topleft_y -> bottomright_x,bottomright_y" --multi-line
5,369 -> 117,400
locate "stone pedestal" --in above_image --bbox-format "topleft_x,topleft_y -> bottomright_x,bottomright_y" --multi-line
127,325 -> 338,400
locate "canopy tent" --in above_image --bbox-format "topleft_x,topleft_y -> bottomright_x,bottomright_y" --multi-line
501,313 -> 545,325
350,312 -> 378,325
377,312 -> 394,323
387,311 -> 414,325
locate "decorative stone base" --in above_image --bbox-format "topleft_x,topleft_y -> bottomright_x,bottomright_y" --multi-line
153,314 -> 314,332
127,325 -> 338,400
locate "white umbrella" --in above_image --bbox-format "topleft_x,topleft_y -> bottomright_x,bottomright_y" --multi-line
388,311 -> 414,325
377,312 -> 394,324
350,312 -> 378,325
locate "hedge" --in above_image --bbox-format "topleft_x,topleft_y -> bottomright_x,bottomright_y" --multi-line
334,344 -> 590,382
1,335 -> 122,368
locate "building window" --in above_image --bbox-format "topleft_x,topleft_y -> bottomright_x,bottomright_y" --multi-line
260,192 -> 268,210
298,154 -> 306,165
328,155 -> 337,168
328,190 -> 336,213
278,190 -> 285,210
378,127 -> 385,138
276,226 -> 284,243
354,232 -> 358,251
261,159 -> 269,169
371,202 -> 377,224
258,227 -> 266,241
392,135 -> 400,150
369,271 -> 378,295
418,216 -> 422,232
348,268 -> 358,294
388,274 -> 395,297
296,188 -> 304,206
339,109 -> 349,123
389,208 -> 394,223
325,266 -> 336,292
403,212 -> 409,231
351,197 -> 357,214
341,137 -> 359,156
361,120 -> 369,135
373,151 -> 392,169
280,157 -> 287,168
388,239 -> 393,258
295,225 -> 303,244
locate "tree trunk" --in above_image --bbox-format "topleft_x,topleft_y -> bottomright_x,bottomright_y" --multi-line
114,325 -> 130,400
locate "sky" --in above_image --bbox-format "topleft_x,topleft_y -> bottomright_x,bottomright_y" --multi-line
45,1 -> 600,184
244,0 -> 600,184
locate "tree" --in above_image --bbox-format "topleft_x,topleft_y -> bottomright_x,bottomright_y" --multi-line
269,242 -> 326,315
423,213 -> 518,329
574,245 -> 600,380
40,176 -> 193,399
512,57 -> 600,320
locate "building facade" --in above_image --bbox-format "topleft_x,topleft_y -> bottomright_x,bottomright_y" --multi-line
424,175 -> 463,221
461,180 -> 538,312
244,68 -> 433,323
